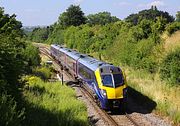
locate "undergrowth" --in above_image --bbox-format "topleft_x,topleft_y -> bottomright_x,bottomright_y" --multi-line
22,76 -> 88,126
124,66 -> 180,125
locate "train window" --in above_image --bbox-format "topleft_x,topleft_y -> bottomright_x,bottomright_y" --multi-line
102,74 -> 113,87
79,66 -> 92,80
113,74 -> 124,87
73,63 -> 76,71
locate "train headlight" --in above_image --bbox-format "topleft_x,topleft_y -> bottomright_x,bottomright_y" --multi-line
101,89 -> 107,98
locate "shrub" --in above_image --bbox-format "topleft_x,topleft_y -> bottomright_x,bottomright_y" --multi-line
23,43 -> 41,68
160,47 -> 180,85
132,38 -> 158,73
33,67 -> 51,80
166,22 -> 180,35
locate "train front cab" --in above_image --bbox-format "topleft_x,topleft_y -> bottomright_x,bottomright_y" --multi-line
95,66 -> 127,110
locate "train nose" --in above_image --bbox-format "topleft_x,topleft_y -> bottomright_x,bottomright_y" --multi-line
106,87 -> 124,99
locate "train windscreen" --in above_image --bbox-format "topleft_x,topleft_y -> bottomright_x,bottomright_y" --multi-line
113,74 -> 124,87
102,74 -> 113,87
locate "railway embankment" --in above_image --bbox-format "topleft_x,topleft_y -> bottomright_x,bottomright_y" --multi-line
22,75 -> 88,126
124,66 -> 180,125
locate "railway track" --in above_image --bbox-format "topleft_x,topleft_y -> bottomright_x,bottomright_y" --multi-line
38,45 -> 140,126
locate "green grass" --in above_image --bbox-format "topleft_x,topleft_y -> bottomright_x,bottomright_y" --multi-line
22,76 -> 88,126
124,66 -> 180,125
33,66 -> 52,80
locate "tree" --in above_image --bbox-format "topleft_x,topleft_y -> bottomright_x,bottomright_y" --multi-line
87,12 -> 120,25
125,6 -> 174,25
0,7 -> 23,37
58,5 -> 86,28
28,27 -> 50,42
0,6 -> 40,99
176,11 -> 180,22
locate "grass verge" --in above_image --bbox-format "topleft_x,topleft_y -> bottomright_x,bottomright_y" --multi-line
22,76 -> 88,126
123,66 -> 180,125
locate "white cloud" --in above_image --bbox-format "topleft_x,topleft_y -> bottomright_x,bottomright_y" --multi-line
74,0 -> 84,5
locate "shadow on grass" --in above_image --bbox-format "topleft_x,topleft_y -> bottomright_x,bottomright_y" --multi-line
126,86 -> 157,114
22,103 -> 87,126
29,85 -> 46,94
22,86 -> 88,126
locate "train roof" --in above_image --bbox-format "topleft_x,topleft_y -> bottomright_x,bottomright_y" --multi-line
51,44 -> 113,71
51,44 -> 81,60
78,55 -> 113,71
65,49 -> 81,60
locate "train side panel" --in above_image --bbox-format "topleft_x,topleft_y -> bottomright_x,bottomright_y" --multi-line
66,55 -> 77,77
77,62 -> 95,88
50,45 -> 59,59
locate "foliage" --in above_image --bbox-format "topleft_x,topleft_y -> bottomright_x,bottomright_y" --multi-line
125,6 -> 174,25
0,93 -> 25,126
86,11 -> 120,25
0,7 -> 41,125
27,26 -> 52,43
64,21 -> 125,53
176,11 -> 180,22
46,23 -> 64,44
0,7 -> 23,37
23,43 -> 41,69
107,27 -> 158,73
0,35 -> 25,94
33,66 -> 52,80
58,5 -> 86,28
160,47 -> 180,85
22,76 -> 88,126
166,22 -> 180,35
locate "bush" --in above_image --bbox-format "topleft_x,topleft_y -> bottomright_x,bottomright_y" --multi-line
166,22 -> 180,35
33,66 -> 52,80
23,43 -> 41,68
160,47 -> 180,85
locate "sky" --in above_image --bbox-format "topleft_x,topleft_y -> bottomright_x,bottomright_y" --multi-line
0,0 -> 179,26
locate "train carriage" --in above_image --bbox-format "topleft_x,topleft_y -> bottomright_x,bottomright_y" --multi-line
64,50 -> 81,78
77,55 -> 127,109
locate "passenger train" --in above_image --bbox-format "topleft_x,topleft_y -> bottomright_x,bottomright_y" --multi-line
50,44 -> 127,110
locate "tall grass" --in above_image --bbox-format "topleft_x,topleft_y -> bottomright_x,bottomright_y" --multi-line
22,76 -> 88,126
32,66 -> 52,80
123,66 -> 180,124
0,93 -> 25,126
